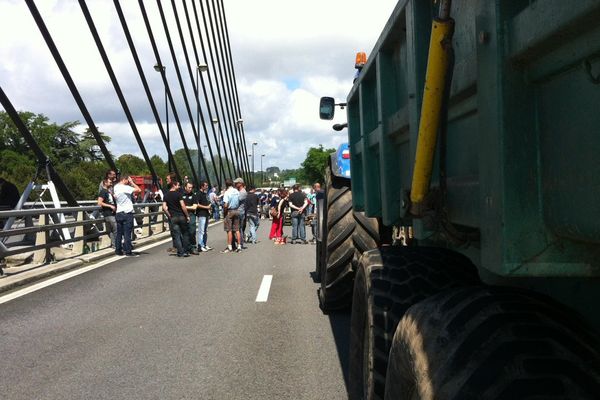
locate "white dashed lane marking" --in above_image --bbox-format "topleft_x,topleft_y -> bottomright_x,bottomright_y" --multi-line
255,275 -> 273,303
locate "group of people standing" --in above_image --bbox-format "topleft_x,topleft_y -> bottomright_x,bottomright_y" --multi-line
161,174 -> 213,257
97,170 -> 214,258
268,183 -> 320,245
162,175 -> 261,256
97,168 -> 322,257
219,177 -> 260,253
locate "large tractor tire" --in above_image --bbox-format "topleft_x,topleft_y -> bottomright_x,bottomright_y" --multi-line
318,167 -> 356,312
352,210 -> 380,268
314,196 -> 327,283
384,286 -> 600,400
348,247 -> 480,400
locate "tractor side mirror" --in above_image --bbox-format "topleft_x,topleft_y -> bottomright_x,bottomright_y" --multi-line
319,97 -> 335,120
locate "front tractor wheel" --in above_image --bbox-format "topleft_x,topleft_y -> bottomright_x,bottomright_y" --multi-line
318,166 -> 356,312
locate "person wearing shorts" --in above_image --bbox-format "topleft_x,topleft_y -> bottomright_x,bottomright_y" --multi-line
221,179 -> 241,253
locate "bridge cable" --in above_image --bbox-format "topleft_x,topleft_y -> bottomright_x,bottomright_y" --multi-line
138,0 -> 199,185
25,0 -> 117,173
169,0 -> 221,188
112,0 -> 182,182
213,0 -> 250,183
203,0 -> 247,182
78,0 -> 160,188
179,0 -> 223,188
182,0 -> 242,185
197,0 -> 242,182
154,0 -> 219,185
189,0 -> 239,185
216,0 -> 251,183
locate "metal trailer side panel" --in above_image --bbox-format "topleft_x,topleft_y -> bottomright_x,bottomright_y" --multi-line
346,0 -> 600,282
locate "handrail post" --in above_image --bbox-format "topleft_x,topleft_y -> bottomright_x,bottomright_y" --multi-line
100,216 -> 112,249
33,214 -> 50,264
142,206 -> 151,237
73,211 -> 85,255
156,210 -> 164,233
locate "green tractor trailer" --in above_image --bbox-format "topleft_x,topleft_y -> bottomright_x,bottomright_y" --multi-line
318,0 -> 600,399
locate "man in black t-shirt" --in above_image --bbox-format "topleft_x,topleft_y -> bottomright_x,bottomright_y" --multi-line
182,182 -> 200,255
97,177 -> 117,248
162,181 -> 191,257
245,186 -> 260,243
288,184 -> 309,244
196,181 -> 213,252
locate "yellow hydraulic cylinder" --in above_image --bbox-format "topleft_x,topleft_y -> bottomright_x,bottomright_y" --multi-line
410,18 -> 454,209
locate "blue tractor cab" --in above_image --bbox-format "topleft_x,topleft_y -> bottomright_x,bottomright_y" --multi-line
330,143 -> 351,179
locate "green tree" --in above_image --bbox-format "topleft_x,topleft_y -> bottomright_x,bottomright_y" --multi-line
79,127 -> 112,162
0,111 -> 91,196
57,161 -> 107,199
266,166 -> 280,175
50,120 -> 86,166
301,145 -> 336,184
0,111 -> 83,164
116,154 -> 147,175
151,155 -> 168,180
0,149 -> 36,192
172,148 -> 193,181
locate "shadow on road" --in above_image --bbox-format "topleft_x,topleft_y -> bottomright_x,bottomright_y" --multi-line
327,309 -> 351,391
308,272 -> 352,394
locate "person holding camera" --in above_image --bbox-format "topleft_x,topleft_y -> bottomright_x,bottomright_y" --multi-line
113,174 -> 141,256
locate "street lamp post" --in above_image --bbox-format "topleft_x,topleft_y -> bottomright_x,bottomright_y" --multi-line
236,119 -> 245,178
260,154 -> 265,186
251,142 -> 258,185
154,64 -> 170,172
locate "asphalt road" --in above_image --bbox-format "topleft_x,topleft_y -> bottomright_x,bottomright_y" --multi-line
0,220 -> 351,399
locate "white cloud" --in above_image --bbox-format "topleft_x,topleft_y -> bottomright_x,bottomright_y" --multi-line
1,0 -> 398,172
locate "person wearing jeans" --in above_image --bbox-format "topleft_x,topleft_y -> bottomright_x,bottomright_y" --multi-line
113,174 -> 141,256
182,182 -> 199,255
115,212 -> 134,254
162,181 -> 191,257
245,186 -> 260,243
97,177 -> 117,248
169,214 -> 189,257
288,184 -> 308,244
196,181 -> 213,251
246,213 -> 259,243
209,187 -> 220,221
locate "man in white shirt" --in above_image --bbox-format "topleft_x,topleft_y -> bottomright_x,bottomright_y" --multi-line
113,174 -> 141,256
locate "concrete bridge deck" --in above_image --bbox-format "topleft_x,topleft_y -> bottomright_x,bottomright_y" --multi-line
0,222 -> 350,399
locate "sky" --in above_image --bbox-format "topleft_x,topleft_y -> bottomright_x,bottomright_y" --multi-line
0,0 -> 399,172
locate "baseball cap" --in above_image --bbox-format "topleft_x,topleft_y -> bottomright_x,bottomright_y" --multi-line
233,177 -> 244,184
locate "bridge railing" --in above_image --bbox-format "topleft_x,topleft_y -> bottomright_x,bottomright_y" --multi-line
0,202 -> 167,267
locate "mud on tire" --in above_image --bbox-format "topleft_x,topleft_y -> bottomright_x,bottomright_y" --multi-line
348,246 -> 480,400
384,286 -> 600,400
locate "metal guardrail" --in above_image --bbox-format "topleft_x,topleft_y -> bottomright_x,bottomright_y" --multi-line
0,202 -> 167,266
